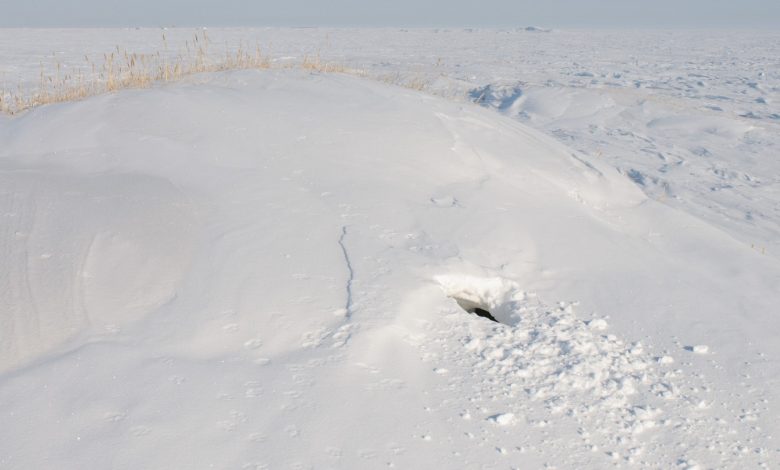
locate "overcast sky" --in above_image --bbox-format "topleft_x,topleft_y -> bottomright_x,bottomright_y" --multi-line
0,0 -> 778,28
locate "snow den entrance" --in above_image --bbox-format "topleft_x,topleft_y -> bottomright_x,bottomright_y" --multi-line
452,297 -> 498,323
435,275 -> 524,326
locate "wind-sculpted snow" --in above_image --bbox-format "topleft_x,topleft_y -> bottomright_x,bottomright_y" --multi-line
468,81 -> 780,256
0,170 -> 196,369
0,68 -> 778,468
3,28 -> 777,252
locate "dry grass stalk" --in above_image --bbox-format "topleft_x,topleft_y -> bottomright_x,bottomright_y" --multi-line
0,32 -> 433,115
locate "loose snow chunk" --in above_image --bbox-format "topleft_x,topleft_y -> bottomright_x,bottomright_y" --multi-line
488,412 -> 516,426
685,345 -> 709,354
676,459 -> 701,470
656,355 -> 675,364
587,318 -> 609,331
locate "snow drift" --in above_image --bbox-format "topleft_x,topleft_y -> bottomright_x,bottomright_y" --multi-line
1,70 -> 777,468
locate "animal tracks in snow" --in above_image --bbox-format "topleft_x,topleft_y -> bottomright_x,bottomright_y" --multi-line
301,322 -> 357,349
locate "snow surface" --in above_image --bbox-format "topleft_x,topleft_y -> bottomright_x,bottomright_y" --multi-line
1,29 -> 780,469
2,28 -> 778,252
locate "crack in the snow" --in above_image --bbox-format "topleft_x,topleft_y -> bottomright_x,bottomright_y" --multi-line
338,225 -> 355,318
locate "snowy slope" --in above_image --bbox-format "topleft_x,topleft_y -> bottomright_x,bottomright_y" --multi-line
1,70 -> 778,469
3,27 -> 778,255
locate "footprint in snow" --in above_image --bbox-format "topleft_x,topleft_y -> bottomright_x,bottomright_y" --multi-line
430,196 -> 460,208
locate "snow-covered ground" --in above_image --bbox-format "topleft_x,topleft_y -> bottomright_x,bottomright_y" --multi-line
1,29 -> 779,468
2,28 -> 778,252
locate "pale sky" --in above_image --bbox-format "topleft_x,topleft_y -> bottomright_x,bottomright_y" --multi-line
0,0 -> 778,28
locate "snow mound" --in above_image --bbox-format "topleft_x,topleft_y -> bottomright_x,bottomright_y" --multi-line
0,70 -> 643,371
0,70 -> 777,468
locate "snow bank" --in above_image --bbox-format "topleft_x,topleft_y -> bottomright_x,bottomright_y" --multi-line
1,70 -> 778,468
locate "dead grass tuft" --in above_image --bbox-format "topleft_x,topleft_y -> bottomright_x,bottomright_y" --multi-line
0,32 -> 436,115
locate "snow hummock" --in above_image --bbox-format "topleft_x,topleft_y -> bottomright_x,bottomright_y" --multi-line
1,69 -> 778,468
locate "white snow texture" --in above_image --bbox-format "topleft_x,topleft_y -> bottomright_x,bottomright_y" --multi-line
1,28 -> 779,469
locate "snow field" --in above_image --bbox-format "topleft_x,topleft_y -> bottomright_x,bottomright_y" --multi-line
0,28 -> 779,469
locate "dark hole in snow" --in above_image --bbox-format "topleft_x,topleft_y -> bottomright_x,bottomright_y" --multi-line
454,297 -> 499,323
436,275 -> 521,326
472,307 -> 498,323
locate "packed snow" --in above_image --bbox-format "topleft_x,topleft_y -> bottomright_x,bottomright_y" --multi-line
1,28 -> 779,469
